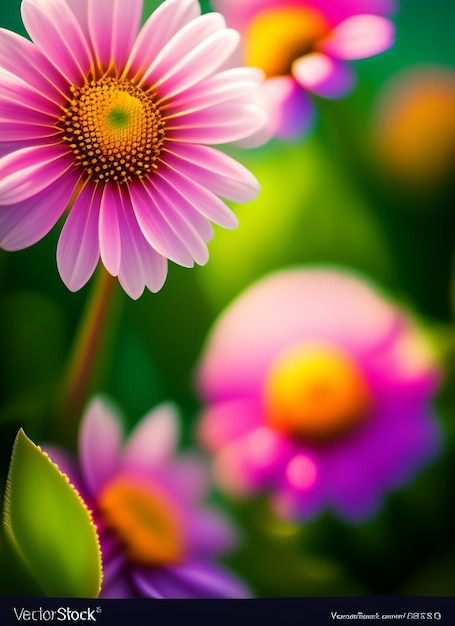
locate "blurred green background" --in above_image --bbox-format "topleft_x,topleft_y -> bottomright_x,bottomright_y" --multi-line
1,0 -> 455,597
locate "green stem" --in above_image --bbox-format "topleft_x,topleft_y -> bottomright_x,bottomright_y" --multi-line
55,267 -> 122,448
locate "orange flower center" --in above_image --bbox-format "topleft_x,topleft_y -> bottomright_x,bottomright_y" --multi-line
59,76 -> 165,185
264,344 -> 371,443
244,6 -> 329,78
98,476 -> 184,566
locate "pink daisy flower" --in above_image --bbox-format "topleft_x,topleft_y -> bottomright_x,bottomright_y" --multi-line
45,397 -> 249,598
0,0 -> 267,298
196,268 -> 441,521
212,0 -> 396,139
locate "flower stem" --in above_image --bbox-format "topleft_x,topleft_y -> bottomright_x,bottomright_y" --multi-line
55,267 -> 122,448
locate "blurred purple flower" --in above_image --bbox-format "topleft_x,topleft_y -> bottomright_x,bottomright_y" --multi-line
212,0 -> 396,139
196,268 -> 441,521
45,398 -> 248,598
0,0 -> 267,298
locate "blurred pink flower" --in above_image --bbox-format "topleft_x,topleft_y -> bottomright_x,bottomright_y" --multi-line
212,0 -> 396,139
0,0 -> 267,298
45,398 -> 248,598
196,268 -> 441,521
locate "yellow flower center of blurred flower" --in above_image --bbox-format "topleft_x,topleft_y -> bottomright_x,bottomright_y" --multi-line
98,476 -> 184,566
245,6 -> 329,77
264,344 -> 371,443
59,77 -> 166,185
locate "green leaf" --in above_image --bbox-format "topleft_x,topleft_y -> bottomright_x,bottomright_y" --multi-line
3,429 -> 102,597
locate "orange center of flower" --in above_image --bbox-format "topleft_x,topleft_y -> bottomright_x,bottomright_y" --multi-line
264,344 -> 371,443
245,6 -> 329,78
59,77 -> 165,184
98,476 -> 184,566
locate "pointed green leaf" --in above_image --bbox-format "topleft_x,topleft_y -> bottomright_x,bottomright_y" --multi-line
3,429 -> 102,597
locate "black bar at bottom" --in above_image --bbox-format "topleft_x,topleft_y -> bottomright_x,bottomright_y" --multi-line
1,596 -> 454,626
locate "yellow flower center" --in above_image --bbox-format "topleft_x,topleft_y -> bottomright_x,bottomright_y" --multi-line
264,344 -> 371,443
59,77 -> 165,185
98,476 -> 184,566
245,6 -> 329,78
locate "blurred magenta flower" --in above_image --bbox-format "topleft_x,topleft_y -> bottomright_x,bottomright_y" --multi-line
45,398 -> 248,598
196,268 -> 441,521
0,0 -> 267,298
212,0 -> 396,139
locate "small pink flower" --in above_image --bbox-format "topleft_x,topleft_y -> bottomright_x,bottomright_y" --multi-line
0,0 -> 267,298
213,0 -> 396,139
45,397 -> 248,598
196,268 -> 441,521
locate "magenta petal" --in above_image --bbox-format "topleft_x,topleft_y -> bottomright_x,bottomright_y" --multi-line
122,403 -> 179,472
262,76 -> 315,140
143,14 -> 232,94
21,0 -> 92,85
87,0 -> 142,71
320,15 -> 395,60
197,399 -> 262,449
129,181 -> 195,268
99,184 -> 122,277
150,174 -> 211,266
293,52 -> 355,99
126,0 -> 200,79
79,397 -> 123,499
133,560 -> 250,598
164,67 -> 264,114
155,164 -> 238,229
0,144 -> 73,205
156,453 -> 210,504
115,191 -> 167,298
0,28 -> 66,95
165,144 -> 259,203
186,509 -> 238,555
0,172 -> 77,251
56,183 -> 101,292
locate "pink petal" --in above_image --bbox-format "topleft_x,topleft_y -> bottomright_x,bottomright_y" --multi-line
164,143 -> 259,203
0,67 -> 60,116
149,174 -> 211,266
319,15 -> 395,60
99,184 -> 121,277
162,66 -> 264,114
166,102 -> 266,144
262,76 -> 315,140
0,171 -> 77,251
196,399 -> 262,449
0,97 -> 60,141
87,0 -> 142,71
79,396 -> 123,499
122,403 -> 179,472
0,28 -> 67,95
116,192 -> 167,298
146,20 -> 239,99
129,181 -> 195,267
56,183 -> 101,292
21,0 -> 92,85
0,144 -> 73,205
292,52 -> 355,99
125,0 -> 201,79
154,163 -> 238,229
